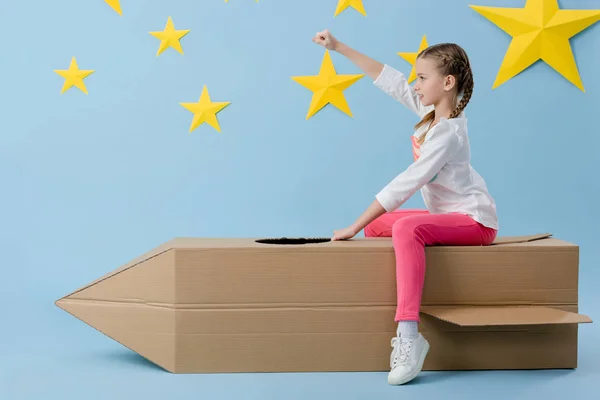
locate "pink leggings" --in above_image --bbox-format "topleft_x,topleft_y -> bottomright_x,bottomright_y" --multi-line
364,209 -> 497,323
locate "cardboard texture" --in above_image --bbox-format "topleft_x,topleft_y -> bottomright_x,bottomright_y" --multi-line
56,233 -> 592,373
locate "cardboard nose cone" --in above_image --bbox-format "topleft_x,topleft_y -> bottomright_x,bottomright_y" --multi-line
55,245 -> 177,372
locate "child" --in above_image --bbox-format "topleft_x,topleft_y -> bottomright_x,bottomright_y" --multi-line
312,30 -> 499,385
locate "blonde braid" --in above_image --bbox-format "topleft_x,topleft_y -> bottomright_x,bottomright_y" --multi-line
449,59 -> 473,119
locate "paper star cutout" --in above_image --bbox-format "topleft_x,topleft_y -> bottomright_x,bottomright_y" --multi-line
292,50 -> 364,119
180,85 -> 231,133
53,57 -> 95,95
397,35 -> 429,84
104,0 -> 122,15
149,16 -> 191,56
470,0 -> 600,91
334,0 -> 366,17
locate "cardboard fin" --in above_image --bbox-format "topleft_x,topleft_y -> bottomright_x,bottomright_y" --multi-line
491,233 -> 552,245
56,299 -> 175,372
421,305 -> 592,326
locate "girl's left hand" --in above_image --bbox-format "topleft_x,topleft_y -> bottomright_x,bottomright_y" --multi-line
332,226 -> 358,241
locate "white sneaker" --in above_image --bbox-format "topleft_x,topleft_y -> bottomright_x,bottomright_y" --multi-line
388,333 -> 430,385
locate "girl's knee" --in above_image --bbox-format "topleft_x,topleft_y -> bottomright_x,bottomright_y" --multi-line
392,217 -> 417,238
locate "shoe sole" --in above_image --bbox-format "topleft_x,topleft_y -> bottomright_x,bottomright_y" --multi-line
388,340 -> 430,385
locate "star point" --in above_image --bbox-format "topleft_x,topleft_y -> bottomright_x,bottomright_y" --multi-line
397,35 -> 429,84
149,16 -> 191,56
180,85 -> 231,133
292,50 -> 364,120
53,57 -> 95,95
104,0 -> 122,16
334,0 -> 366,17
470,0 -> 600,91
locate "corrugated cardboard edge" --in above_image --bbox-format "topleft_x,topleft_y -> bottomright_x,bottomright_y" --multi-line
421,305 -> 593,326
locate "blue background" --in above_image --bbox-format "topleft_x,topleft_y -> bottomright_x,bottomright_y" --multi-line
1,0 -> 599,398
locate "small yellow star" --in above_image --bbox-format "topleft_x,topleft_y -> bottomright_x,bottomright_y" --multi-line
104,0 -> 122,16
470,0 -> 600,91
397,35 -> 429,84
53,57 -> 95,95
149,16 -> 191,56
334,0 -> 366,17
292,50 -> 364,119
180,85 -> 231,133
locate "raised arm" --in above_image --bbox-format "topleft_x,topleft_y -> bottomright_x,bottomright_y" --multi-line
313,29 -> 433,118
335,42 -> 384,80
313,29 -> 383,79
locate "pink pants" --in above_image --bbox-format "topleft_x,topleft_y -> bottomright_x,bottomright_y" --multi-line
364,209 -> 497,323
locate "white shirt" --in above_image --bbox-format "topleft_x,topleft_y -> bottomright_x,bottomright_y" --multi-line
372,64 -> 499,230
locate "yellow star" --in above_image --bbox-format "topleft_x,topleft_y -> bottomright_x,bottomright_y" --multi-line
149,16 -> 191,56
53,57 -> 95,95
292,50 -> 364,120
104,0 -> 122,16
180,85 -> 231,133
334,0 -> 366,17
470,0 -> 600,91
397,35 -> 429,84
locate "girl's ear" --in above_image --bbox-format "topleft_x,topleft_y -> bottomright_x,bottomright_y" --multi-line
444,75 -> 456,92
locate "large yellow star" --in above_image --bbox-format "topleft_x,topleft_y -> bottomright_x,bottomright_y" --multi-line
53,57 -> 95,95
470,0 -> 600,91
180,85 -> 231,133
292,50 -> 364,120
104,0 -> 122,15
334,0 -> 366,17
397,35 -> 429,84
149,17 -> 191,56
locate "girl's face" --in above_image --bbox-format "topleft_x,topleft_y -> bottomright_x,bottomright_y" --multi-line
413,57 -> 455,107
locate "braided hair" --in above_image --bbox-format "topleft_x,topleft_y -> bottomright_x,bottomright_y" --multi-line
414,43 -> 474,144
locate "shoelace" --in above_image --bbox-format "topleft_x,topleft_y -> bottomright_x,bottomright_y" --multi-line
390,337 -> 413,368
